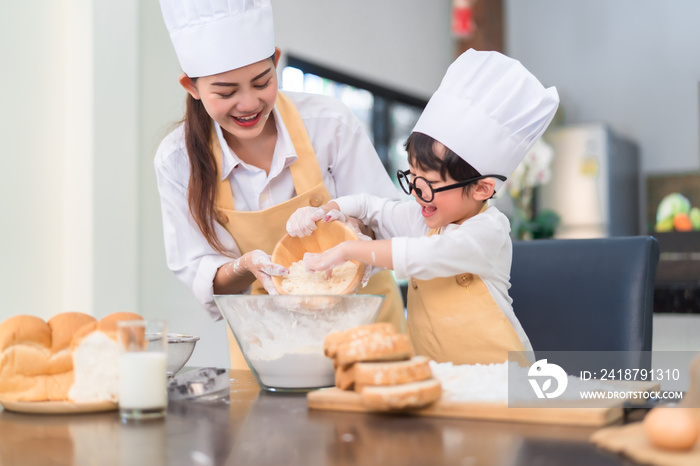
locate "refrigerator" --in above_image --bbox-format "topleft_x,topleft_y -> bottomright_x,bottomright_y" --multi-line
538,123 -> 640,238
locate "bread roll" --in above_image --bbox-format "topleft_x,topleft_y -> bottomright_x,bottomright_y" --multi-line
97,311 -> 143,332
0,311 -> 143,403
360,378 -> 442,410
0,315 -> 51,353
46,371 -> 75,402
48,312 -> 97,375
47,312 -> 98,401
0,315 -> 53,401
70,311 -> 142,350
48,312 -> 97,354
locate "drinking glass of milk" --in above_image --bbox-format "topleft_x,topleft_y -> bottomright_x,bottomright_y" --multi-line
117,319 -> 168,421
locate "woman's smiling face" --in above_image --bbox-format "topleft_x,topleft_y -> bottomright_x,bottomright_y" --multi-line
184,57 -> 278,142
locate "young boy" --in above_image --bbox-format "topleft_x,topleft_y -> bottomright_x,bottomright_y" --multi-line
286,49 -> 559,365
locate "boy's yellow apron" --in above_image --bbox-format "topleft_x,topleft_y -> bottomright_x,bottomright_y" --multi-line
213,91 -> 405,369
406,227 -> 527,366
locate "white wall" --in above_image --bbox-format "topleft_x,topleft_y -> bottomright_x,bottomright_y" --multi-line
91,0 -> 140,317
1,0 -> 140,325
1,1 -> 66,321
270,0 -> 452,99
504,0 -> 700,175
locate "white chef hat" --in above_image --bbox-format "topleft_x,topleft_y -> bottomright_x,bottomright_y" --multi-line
412,49 -> 559,191
159,0 -> 275,78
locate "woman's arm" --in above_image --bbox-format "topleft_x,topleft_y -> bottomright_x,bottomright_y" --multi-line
213,251 -> 288,295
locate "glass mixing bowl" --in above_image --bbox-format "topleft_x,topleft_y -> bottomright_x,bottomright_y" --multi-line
214,294 -> 385,392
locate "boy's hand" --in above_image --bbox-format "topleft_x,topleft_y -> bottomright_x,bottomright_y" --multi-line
324,209 -> 373,241
286,206 -> 326,237
302,243 -> 373,288
323,210 -> 374,287
302,246 -> 348,274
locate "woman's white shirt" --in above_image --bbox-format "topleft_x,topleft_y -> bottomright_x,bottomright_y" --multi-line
154,92 -> 400,320
335,193 -> 533,354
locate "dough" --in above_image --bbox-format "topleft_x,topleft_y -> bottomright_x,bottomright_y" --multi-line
281,260 -> 358,295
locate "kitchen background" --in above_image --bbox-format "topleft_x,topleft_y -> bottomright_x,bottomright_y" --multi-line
1,0 -> 699,368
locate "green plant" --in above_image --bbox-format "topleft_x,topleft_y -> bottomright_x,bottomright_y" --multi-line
522,209 -> 561,239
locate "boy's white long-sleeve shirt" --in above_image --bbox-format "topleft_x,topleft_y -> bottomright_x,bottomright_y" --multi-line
335,193 -> 533,354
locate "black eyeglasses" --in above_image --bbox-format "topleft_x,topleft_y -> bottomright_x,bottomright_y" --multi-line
397,169 -> 506,203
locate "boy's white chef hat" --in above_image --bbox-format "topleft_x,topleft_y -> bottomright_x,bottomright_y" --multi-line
159,0 -> 275,78
412,49 -> 559,190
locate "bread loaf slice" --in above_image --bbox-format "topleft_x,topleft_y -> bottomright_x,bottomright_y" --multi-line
334,332 -> 412,367
321,323 -> 442,411
353,356 -> 432,391
324,322 -> 396,359
334,363 -> 356,390
360,378 -> 442,410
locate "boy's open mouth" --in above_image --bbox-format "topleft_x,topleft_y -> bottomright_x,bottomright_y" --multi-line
421,205 -> 437,218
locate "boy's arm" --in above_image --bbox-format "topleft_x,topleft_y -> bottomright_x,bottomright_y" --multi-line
303,239 -> 393,272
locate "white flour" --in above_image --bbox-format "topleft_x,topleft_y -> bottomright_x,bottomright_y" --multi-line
281,260 -> 358,295
430,361 -> 620,403
250,351 -> 335,388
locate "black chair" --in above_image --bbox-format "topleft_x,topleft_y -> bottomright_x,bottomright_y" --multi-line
510,236 -> 659,374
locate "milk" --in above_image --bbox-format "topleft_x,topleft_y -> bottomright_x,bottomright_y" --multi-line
119,352 -> 168,410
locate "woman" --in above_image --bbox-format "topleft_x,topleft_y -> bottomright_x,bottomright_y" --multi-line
156,0 -> 405,368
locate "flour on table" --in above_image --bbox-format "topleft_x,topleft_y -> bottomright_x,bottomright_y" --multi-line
430,361 -> 622,403
281,260 -> 358,294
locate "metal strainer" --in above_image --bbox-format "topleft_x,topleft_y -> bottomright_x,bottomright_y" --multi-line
166,334 -> 200,377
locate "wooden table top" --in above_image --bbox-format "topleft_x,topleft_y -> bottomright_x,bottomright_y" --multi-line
0,369 -> 641,466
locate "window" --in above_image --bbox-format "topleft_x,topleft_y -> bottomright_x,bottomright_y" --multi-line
281,55 -> 427,193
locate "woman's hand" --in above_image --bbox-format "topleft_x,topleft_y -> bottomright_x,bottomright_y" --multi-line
222,250 -> 288,295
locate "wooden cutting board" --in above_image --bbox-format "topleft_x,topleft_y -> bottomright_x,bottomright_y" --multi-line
308,380 -> 660,427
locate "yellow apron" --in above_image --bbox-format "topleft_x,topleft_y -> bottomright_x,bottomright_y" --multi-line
213,91 -> 405,369
406,227 -> 527,366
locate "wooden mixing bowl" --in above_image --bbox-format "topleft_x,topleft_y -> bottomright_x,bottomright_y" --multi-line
271,220 -> 366,295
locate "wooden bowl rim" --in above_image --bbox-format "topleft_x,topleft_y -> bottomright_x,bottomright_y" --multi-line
271,221 -> 366,295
